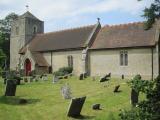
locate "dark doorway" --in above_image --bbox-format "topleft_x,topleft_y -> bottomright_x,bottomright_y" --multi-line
25,59 -> 31,76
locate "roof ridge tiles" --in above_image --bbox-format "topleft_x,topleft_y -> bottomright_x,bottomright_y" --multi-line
103,21 -> 144,29
38,24 -> 96,36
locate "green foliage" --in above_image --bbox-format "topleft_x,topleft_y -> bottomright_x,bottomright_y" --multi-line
0,49 -> 6,68
139,0 -> 160,29
0,67 -> 2,76
0,13 -> 18,69
53,67 -> 73,76
127,74 -> 154,93
120,75 -> 160,120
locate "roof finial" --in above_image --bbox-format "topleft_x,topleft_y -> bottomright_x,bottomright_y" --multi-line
26,5 -> 29,11
97,17 -> 100,23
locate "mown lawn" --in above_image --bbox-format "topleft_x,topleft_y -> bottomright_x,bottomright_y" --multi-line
0,75 -> 143,120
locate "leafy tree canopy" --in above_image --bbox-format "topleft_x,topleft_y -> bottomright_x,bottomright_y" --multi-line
139,0 -> 160,29
0,12 -> 18,69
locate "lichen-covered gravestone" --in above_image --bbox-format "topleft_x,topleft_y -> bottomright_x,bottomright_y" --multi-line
67,96 -> 86,117
61,83 -> 72,99
5,80 -> 17,96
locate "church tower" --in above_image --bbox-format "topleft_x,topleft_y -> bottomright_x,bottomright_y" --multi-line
10,11 -> 44,70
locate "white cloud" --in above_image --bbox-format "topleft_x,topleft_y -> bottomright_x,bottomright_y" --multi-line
0,0 -> 153,31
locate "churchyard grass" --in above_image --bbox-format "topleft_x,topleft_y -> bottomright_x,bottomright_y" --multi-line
0,75 -> 145,120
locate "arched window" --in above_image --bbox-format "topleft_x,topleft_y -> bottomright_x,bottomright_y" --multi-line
33,26 -> 37,34
67,55 -> 73,68
120,51 -> 128,66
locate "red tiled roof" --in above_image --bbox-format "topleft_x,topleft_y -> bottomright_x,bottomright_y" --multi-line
91,22 -> 156,49
29,24 -> 96,52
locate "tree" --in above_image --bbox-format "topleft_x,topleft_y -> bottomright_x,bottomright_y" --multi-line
138,0 -> 160,29
0,13 -> 18,69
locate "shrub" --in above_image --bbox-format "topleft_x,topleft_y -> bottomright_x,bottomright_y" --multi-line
0,67 -> 2,76
54,67 -> 73,76
119,75 -> 160,120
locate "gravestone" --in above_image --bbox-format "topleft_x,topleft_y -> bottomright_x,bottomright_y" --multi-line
5,80 -> 17,96
92,104 -> 101,110
83,73 -> 87,78
42,75 -> 48,81
13,76 -> 22,85
67,96 -> 86,117
52,76 -> 59,83
131,89 -> 139,106
100,73 -> 111,82
61,84 -> 72,99
113,85 -> 120,92
122,74 -> 124,79
79,74 -> 83,80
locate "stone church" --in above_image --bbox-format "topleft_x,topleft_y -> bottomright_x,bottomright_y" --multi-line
10,11 -> 160,80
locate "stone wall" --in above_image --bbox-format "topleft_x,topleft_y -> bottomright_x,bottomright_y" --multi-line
89,48 -> 156,80
43,50 -> 83,75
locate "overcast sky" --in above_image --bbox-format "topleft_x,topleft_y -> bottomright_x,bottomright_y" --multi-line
0,0 -> 153,32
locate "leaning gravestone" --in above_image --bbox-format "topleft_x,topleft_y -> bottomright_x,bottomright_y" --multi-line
113,85 -> 120,92
131,89 -> 139,106
67,96 -> 86,117
5,80 -> 17,96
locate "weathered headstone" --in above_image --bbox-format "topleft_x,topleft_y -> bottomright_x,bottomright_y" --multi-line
79,74 -> 83,80
131,89 -> 139,106
61,84 -> 72,99
5,80 -> 17,96
92,104 -> 101,110
113,85 -> 120,92
52,76 -> 59,83
67,96 -> 86,117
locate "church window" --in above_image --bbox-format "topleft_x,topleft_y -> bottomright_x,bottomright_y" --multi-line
33,26 -> 37,34
16,27 -> 19,35
68,55 -> 73,68
120,51 -> 128,66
